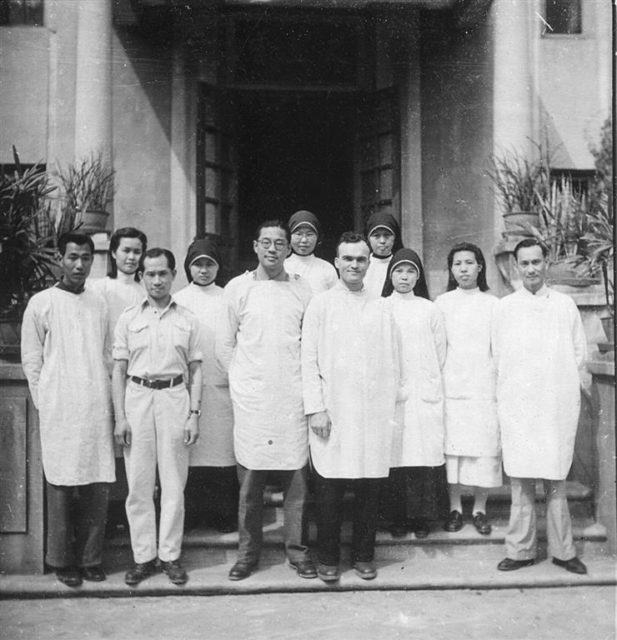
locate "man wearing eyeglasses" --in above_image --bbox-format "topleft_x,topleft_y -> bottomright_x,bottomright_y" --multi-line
218,220 -> 316,581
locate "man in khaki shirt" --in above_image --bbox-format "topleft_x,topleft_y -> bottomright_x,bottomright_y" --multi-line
112,248 -> 202,586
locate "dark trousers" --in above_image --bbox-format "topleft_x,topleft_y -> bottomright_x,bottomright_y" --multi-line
45,481 -> 110,569
236,465 -> 310,564
387,465 -> 448,524
314,471 -> 382,565
184,466 -> 239,528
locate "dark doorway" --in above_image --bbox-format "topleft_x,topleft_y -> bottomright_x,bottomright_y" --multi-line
233,91 -> 356,267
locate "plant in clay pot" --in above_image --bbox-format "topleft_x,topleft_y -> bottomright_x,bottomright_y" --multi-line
487,139 -> 551,235
56,152 -> 115,233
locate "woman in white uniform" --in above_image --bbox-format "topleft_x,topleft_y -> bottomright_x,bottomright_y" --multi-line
89,227 -> 147,535
284,210 -> 338,294
435,242 -> 501,536
363,212 -> 403,297
175,237 -> 237,532
383,248 -> 447,539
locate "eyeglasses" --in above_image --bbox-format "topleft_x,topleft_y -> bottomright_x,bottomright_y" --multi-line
257,239 -> 288,250
292,231 -> 317,239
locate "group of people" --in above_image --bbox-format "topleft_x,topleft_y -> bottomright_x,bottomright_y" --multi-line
20,207 -> 590,589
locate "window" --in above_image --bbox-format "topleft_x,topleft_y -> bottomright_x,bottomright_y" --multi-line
550,169 -> 594,197
544,0 -> 582,35
0,0 -> 44,27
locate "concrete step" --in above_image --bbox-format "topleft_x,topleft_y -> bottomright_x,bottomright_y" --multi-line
261,480 -> 594,520
2,544 -> 615,600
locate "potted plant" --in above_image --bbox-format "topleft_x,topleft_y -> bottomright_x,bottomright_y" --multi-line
487,140 -> 551,235
0,147 -> 58,354
56,152 -> 115,233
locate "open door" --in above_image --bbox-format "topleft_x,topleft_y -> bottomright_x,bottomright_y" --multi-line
196,84 -> 239,279
354,87 -> 401,231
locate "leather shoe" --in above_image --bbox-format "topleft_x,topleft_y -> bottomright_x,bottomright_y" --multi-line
497,557 -> 535,571
317,563 -> 340,583
472,512 -> 492,535
81,565 -> 106,582
288,559 -> 318,579
444,510 -> 463,532
552,556 -> 587,575
410,519 -> 430,539
228,560 -> 258,581
352,561 -> 377,580
125,559 -> 158,586
56,567 -> 82,587
161,559 -> 188,585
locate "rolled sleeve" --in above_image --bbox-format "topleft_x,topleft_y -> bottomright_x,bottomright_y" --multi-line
112,309 -> 130,361
187,315 -> 203,364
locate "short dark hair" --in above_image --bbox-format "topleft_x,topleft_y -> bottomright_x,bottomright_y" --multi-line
513,238 -> 548,260
254,219 -> 291,244
143,247 -> 176,271
58,232 -> 94,256
108,227 -> 147,279
336,231 -> 370,255
446,242 -> 489,292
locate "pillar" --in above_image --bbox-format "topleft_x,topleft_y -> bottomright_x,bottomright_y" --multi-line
74,0 -> 112,164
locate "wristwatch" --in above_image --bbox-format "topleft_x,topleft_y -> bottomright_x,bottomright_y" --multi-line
189,409 -> 201,417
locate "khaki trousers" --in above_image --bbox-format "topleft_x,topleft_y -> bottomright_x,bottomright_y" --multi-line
505,477 -> 576,561
124,382 -> 190,563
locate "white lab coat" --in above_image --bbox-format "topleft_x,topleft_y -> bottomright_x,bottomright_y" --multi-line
284,253 -> 338,295
218,272 -> 312,470
302,282 -> 402,479
492,286 -> 587,480
21,287 -> 115,485
434,287 -> 500,457
386,292 -> 447,467
174,282 -> 235,466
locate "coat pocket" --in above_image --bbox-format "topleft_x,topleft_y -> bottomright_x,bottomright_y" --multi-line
420,371 -> 443,403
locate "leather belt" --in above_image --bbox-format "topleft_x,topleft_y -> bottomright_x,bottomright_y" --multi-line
129,375 -> 183,390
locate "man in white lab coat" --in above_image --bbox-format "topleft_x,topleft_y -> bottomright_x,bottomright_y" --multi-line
218,220 -> 316,581
21,232 -> 115,587
493,238 -> 588,575
301,231 -> 402,582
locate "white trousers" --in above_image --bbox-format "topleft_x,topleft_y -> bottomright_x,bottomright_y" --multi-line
505,477 -> 576,561
124,382 -> 189,563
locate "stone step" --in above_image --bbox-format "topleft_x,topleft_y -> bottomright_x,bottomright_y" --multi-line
105,515 -> 609,566
262,480 -> 594,520
3,542 -> 615,600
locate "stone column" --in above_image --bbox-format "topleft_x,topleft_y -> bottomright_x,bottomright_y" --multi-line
492,0 -> 536,159
74,0 -> 113,164
73,0 -> 112,276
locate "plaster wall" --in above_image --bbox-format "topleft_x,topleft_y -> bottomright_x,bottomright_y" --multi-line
111,27 -> 173,250
539,0 -> 612,169
0,28 -> 50,163
421,16 -> 496,297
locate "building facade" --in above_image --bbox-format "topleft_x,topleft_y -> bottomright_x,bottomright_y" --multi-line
0,0 -> 612,293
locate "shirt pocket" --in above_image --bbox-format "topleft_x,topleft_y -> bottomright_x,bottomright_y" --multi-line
420,370 -> 443,403
172,318 -> 191,353
127,319 -> 149,353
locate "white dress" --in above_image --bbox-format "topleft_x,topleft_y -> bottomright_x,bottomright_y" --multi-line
89,275 -> 144,335
89,275 -> 144,457
386,292 -> 447,468
174,282 -> 235,467
21,287 -> 115,485
301,283 -> 402,479
492,286 -> 587,480
435,288 -> 501,487
218,272 -> 312,471
363,254 -> 391,297
284,253 -> 338,295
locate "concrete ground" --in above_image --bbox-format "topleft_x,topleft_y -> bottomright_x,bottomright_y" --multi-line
0,587 -> 615,640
